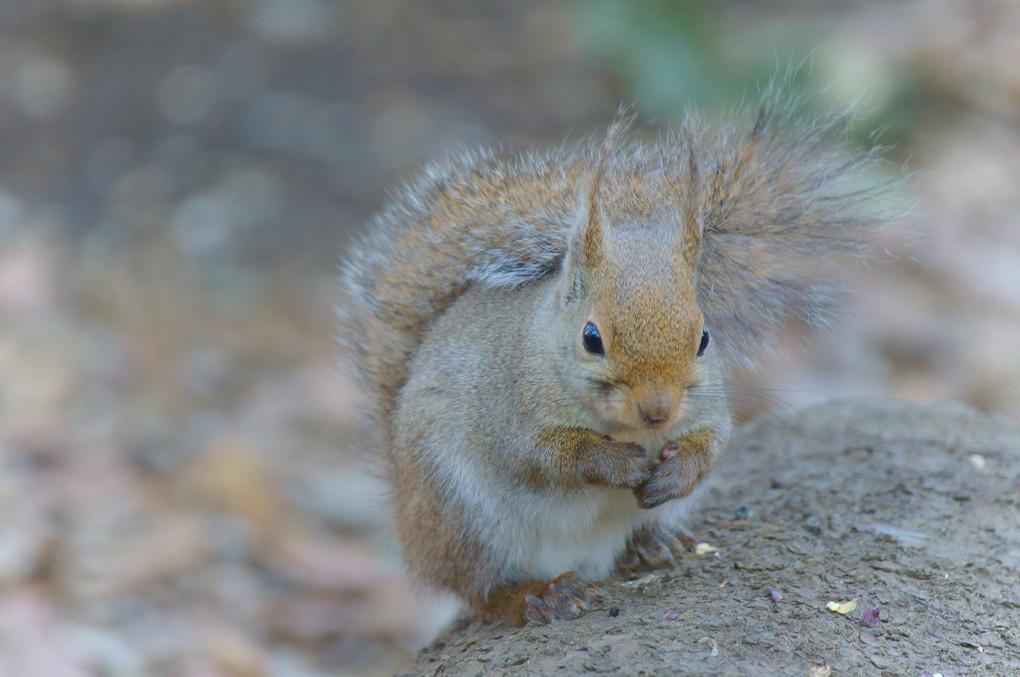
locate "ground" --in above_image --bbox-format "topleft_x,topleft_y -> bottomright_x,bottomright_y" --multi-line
400,399 -> 1020,676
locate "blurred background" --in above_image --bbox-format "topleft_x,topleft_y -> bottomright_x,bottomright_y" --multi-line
1,0 -> 1018,675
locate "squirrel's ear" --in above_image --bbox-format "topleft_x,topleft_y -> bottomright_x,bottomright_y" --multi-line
577,161 -> 606,268
565,112 -> 632,277
680,141 -> 703,268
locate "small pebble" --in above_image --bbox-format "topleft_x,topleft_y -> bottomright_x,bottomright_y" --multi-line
769,589 -> 783,604
665,611 -> 679,620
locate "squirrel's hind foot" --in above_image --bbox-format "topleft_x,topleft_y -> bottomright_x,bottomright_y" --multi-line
615,525 -> 698,576
479,572 -> 605,626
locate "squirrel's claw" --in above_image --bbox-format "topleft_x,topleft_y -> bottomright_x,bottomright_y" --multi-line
616,527 -> 698,574
521,572 -> 605,625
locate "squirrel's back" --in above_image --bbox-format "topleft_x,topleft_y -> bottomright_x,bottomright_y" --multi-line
335,81 -> 896,464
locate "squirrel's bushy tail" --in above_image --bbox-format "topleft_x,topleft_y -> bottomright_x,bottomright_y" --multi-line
691,84 -> 900,369
336,79 -> 900,459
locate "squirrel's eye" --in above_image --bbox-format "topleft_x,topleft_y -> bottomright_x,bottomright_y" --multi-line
697,329 -> 710,357
582,322 -> 604,356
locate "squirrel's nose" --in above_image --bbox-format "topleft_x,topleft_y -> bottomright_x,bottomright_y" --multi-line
640,407 -> 669,427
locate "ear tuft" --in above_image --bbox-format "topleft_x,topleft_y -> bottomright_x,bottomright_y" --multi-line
681,131 -> 703,268
579,107 -> 634,267
672,125 -> 704,270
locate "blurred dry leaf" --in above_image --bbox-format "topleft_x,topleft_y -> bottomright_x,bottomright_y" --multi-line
267,583 -> 416,641
0,589 -> 88,677
205,628 -> 268,677
0,244 -> 57,317
97,514 -> 207,594
269,531 -> 399,592
184,435 -> 287,541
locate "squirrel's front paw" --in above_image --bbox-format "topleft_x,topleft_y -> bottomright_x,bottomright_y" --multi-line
634,433 -> 716,509
590,437 -> 653,489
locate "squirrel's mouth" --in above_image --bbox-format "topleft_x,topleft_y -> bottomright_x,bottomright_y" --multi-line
603,409 -> 683,436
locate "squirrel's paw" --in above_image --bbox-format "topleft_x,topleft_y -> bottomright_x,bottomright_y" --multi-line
593,437 -> 654,489
634,436 -> 715,509
480,572 -> 605,626
521,572 -> 605,625
615,526 -> 698,575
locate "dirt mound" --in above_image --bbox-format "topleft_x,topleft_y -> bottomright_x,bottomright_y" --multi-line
401,398 -> 1020,676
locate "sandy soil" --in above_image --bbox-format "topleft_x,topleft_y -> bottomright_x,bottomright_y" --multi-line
400,399 -> 1020,676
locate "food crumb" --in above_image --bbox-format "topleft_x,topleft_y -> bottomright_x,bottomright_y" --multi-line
826,598 -> 859,614
770,589 -> 783,604
694,542 -> 718,557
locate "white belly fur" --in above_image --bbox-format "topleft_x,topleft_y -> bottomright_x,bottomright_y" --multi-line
449,424 -> 699,583
509,484 -> 696,582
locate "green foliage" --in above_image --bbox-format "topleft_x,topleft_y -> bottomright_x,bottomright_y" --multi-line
576,1 -> 809,114
574,0 -> 910,151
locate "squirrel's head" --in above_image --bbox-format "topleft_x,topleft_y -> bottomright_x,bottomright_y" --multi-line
553,126 -> 709,432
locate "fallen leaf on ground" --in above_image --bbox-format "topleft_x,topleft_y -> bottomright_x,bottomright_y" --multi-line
205,628 -> 268,677
859,606 -> 881,627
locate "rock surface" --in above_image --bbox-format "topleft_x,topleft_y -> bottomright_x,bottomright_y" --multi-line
400,399 -> 1020,676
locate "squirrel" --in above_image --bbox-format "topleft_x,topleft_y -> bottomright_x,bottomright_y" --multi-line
335,80 -> 894,626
